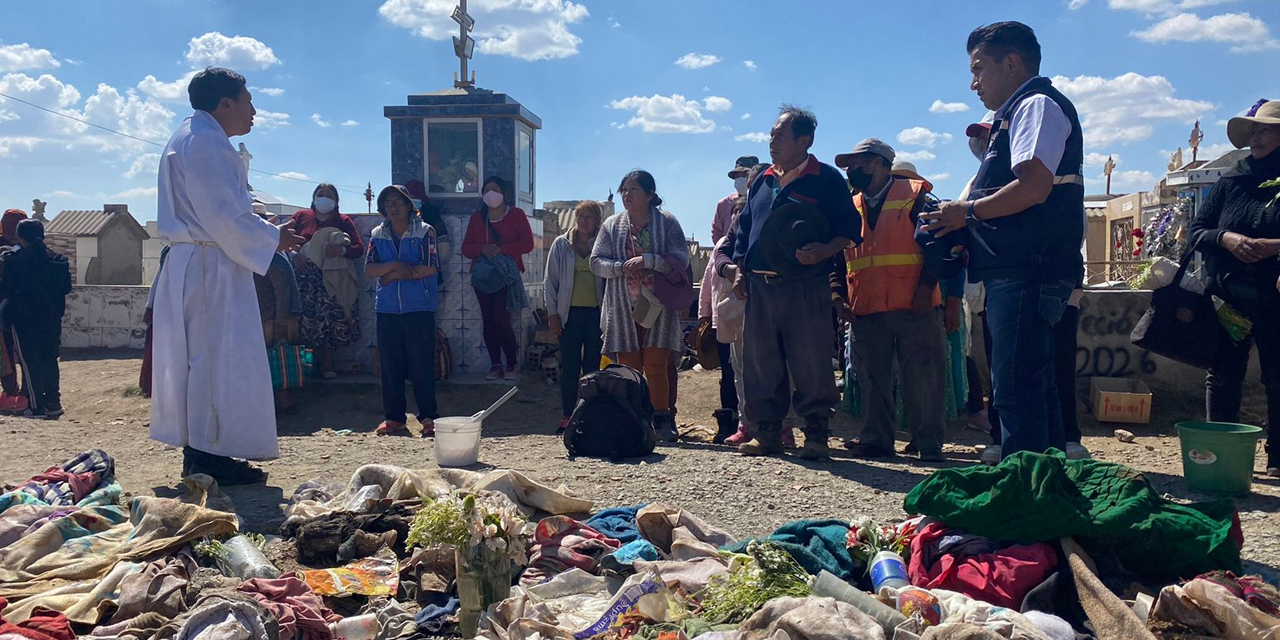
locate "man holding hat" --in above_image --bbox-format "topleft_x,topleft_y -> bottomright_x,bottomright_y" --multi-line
1188,98 -> 1280,476
833,139 -> 950,461
714,105 -> 859,460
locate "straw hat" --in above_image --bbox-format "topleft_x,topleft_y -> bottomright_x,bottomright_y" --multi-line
1227,100 -> 1280,149
891,161 -> 926,183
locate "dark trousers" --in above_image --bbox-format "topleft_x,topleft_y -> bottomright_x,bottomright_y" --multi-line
985,279 -> 1073,457
1,330 -> 21,397
558,306 -> 603,417
713,330 -> 737,412
742,273 -> 838,424
1054,304 -> 1082,443
1207,301 -> 1280,462
965,356 -> 986,414
377,311 -> 438,423
852,309 -> 947,453
12,324 -> 60,413
475,287 -> 518,367
982,310 -> 1002,445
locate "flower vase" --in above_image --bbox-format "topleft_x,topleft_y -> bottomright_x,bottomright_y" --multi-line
455,544 -> 512,638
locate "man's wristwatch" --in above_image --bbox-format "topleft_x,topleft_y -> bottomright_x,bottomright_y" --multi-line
965,201 -> 981,229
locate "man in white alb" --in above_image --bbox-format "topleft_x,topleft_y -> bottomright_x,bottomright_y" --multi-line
151,67 -> 304,484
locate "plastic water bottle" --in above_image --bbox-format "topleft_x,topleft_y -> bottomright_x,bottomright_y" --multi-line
870,551 -> 910,595
330,614 -> 379,640
219,535 -> 280,580
342,485 -> 383,513
812,570 -> 906,637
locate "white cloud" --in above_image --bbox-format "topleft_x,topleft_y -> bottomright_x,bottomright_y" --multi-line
125,153 -> 161,179
185,32 -> 281,70
735,132 -> 769,143
1132,12 -> 1278,52
0,109 -> 17,122
927,173 -> 951,182
1107,0 -> 1243,15
311,113 -> 332,128
1198,142 -> 1237,159
675,53 -> 721,69
609,94 -> 716,134
254,109 -> 290,130
1068,0 -> 1090,9
741,113 -> 751,120
0,136 -> 40,156
44,190 -> 76,199
1052,72 -> 1213,147
1108,169 -> 1158,190
897,150 -> 937,162
929,100 -> 970,114
379,0 -> 589,61
744,60 -> 757,71
108,186 -> 158,200
703,96 -> 732,112
64,59 -> 82,66
0,43 -> 60,72
607,16 -> 621,28
136,70 -> 198,104
897,127 -> 953,148
340,119 -> 359,127
274,171 -> 311,181
1084,152 -> 1118,166
252,86 -> 285,97
0,72 -> 82,136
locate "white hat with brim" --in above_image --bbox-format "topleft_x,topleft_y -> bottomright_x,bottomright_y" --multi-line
1227,100 -> 1280,149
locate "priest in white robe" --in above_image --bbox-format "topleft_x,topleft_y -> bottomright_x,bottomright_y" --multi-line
150,67 -> 302,484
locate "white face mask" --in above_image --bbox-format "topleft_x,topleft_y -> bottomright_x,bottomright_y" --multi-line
734,176 -> 749,196
313,196 -> 337,214
482,191 -> 505,208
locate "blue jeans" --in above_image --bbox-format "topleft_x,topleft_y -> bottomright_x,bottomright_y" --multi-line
984,278 -> 1073,457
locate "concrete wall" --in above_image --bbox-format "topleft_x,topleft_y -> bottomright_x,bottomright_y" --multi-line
93,225 -> 143,285
61,285 -> 149,350
1076,290 -> 1260,391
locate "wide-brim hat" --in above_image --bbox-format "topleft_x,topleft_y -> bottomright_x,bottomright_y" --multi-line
891,161 -> 927,184
695,321 -> 721,371
1228,100 -> 1280,149
758,202 -> 831,278
729,155 -> 759,178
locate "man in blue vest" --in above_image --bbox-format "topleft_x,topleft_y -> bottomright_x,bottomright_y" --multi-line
921,22 -> 1085,460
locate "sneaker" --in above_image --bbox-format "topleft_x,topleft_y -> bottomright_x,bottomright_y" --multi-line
654,413 -> 678,443
555,417 -> 570,436
43,406 -> 64,420
724,424 -> 752,446
485,366 -> 502,381
980,445 -> 1002,466
1065,441 -> 1091,460
2,394 -> 28,414
503,365 -> 519,381
419,419 -> 435,438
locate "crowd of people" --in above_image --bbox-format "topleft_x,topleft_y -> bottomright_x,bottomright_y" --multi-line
2,21 -> 1272,488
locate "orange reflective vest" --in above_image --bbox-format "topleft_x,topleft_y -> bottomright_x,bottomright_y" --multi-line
845,178 -> 940,316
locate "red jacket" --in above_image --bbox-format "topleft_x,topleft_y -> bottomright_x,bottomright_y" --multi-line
461,207 -> 534,272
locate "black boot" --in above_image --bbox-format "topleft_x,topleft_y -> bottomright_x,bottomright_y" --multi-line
654,412 -> 678,443
184,447 -> 267,485
712,409 -> 738,444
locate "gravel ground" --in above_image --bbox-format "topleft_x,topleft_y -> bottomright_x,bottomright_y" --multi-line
5,351 -> 1278,579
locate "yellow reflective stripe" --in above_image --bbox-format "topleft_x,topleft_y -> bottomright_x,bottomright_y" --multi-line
882,199 -> 916,211
847,253 -> 924,271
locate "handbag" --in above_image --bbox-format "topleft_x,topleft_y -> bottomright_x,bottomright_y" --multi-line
470,213 -> 507,293
268,345 -> 313,390
1130,252 -> 1223,370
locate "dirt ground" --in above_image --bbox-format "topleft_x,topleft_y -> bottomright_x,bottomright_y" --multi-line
4,350 -> 1278,580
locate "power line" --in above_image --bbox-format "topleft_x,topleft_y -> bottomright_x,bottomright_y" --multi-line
0,91 -> 370,197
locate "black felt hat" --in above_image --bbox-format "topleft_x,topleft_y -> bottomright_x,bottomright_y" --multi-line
758,202 -> 831,278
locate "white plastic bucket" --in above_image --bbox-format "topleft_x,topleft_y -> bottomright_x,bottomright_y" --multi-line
434,417 -> 482,467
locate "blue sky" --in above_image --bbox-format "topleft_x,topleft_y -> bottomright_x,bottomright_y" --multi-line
2,0 -> 1278,241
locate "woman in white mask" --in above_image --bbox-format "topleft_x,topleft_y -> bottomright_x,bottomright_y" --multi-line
461,176 -> 535,381
287,183 -> 366,379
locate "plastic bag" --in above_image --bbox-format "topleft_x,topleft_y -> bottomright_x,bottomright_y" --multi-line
299,547 -> 399,597
572,571 -> 683,639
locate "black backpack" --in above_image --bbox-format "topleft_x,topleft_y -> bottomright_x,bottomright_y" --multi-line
563,364 -> 656,459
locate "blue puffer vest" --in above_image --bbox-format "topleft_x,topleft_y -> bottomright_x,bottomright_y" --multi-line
369,216 -> 439,314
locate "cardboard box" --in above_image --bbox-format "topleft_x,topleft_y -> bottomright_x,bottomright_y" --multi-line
1091,377 -> 1153,424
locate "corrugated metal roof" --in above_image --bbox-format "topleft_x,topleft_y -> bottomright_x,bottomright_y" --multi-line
46,210 -> 113,237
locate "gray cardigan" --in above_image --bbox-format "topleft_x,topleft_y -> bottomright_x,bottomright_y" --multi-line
590,208 -> 689,354
543,232 -> 605,321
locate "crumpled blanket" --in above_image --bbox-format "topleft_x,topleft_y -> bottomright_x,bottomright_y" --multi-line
738,596 -> 885,640
2,551 -> 195,627
0,497 -> 236,605
371,598 -> 418,640
0,483 -> 122,520
1059,537 -> 1153,640
10,450 -> 114,507
723,519 -> 855,580
0,596 -> 74,640
236,577 -> 340,640
636,504 -> 735,556
307,228 -> 358,313
585,505 -> 645,544
1197,570 -> 1280,617
1150,575 -> 1280,640
415,598 -> 459,634
165,592 -> 280,640
520,516 -> 621,586
904,450 -> 1240,580
908,522 -> 1058,609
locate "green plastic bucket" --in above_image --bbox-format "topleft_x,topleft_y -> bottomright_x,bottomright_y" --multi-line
1175,421 -> 1263,496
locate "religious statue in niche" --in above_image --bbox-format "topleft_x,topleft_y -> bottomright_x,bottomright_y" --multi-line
1168,147 -> 1183,173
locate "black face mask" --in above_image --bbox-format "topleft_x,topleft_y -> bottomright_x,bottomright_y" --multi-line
847,168 -> 874,192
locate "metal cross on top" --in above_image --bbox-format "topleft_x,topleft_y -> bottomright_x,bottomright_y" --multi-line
452,0 -> 476,88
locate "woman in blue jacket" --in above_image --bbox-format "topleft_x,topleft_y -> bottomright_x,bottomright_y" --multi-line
366,185 -> 441,437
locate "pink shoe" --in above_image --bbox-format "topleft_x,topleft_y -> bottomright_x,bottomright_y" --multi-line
724,424 -> 752,446
1,394 -> 27,413
781,427 -> 797,449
